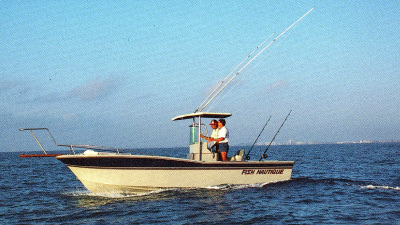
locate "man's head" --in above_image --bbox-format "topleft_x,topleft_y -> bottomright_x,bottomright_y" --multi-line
209,120 -> 218,129
218,119 -> 226,128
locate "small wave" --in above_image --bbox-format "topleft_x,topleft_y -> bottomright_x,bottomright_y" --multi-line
64,189 -> 170,198
64,189 -> 91,196
292,177 -> 400,191
291,177 -> 359,185
361,185 -> 400,191
65,190 -> 131,198
202,180 -> 290,190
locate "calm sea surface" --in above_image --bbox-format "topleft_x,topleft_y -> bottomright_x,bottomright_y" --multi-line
1,143 -> 399,224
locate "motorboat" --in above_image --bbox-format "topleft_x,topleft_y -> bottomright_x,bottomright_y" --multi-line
55,112 -> 294,194
20,8 -> 314,194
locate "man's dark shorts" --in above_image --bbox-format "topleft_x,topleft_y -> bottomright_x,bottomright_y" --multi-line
219,143 -> 229,153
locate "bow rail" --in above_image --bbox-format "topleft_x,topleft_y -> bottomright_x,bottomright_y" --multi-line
19,128 -> 121,155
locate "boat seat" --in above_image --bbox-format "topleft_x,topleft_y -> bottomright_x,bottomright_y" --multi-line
229,149 -> 245,161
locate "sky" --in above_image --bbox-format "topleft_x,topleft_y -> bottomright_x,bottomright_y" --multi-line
1,1 -> 399,152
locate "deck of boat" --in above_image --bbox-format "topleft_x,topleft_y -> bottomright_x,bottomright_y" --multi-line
56,154 -> 294,169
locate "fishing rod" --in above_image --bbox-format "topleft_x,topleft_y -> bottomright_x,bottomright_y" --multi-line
259,110 -> 292,161
198,7 -> 314,113
245,116 -> 272,160
195,33 -> 275,113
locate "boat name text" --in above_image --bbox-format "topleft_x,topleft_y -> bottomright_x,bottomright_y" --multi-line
241,169 -> 284,175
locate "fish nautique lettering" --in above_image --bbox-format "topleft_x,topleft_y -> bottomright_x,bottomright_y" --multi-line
241,169 -> 284,175
241,169 -> 256,175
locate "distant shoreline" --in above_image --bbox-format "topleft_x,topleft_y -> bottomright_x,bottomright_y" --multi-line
254,140 -> 400,146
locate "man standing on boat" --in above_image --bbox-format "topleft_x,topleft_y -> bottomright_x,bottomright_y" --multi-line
200,120 -> 219,151
216,119 -> 229,161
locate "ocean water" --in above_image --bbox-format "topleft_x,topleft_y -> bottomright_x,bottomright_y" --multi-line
1,143 -> 399,224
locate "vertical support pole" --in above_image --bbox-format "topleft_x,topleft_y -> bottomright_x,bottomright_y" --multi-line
69,145 -> 76,155
29,130 -> 47,155
198,116 -> 202,161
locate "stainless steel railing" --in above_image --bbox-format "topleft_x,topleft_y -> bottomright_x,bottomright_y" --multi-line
19,128 -> 121,155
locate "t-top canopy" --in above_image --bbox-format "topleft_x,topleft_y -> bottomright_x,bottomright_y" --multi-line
172,112 -> 231,121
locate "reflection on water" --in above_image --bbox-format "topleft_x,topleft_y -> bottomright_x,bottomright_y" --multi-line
64,180 -> 289,222
65,188 -> 176,209
64,183 -> 267,209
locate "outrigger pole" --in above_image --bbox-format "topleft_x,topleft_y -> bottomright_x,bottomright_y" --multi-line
196,7 -> 315,113
245,115 -> 272,160
195,32 -> 275,113
259,110 -> 292,161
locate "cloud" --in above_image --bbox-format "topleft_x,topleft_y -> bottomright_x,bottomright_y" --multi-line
261,80 -> 289,94
30,91 -> 66,103
69,76 -> 123,101
1,76 -> 124,107
0,80 -> 27,95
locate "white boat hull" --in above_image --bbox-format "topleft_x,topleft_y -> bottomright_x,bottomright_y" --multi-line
57,154 -> 294,194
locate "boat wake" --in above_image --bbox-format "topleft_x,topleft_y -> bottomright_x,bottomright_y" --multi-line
291,177 -> 400,191
62,178 -> 399,202
64,188 -> 168,199
202,179 -> 290,190
360,185 -> 400,191
62,180 -> 291,199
